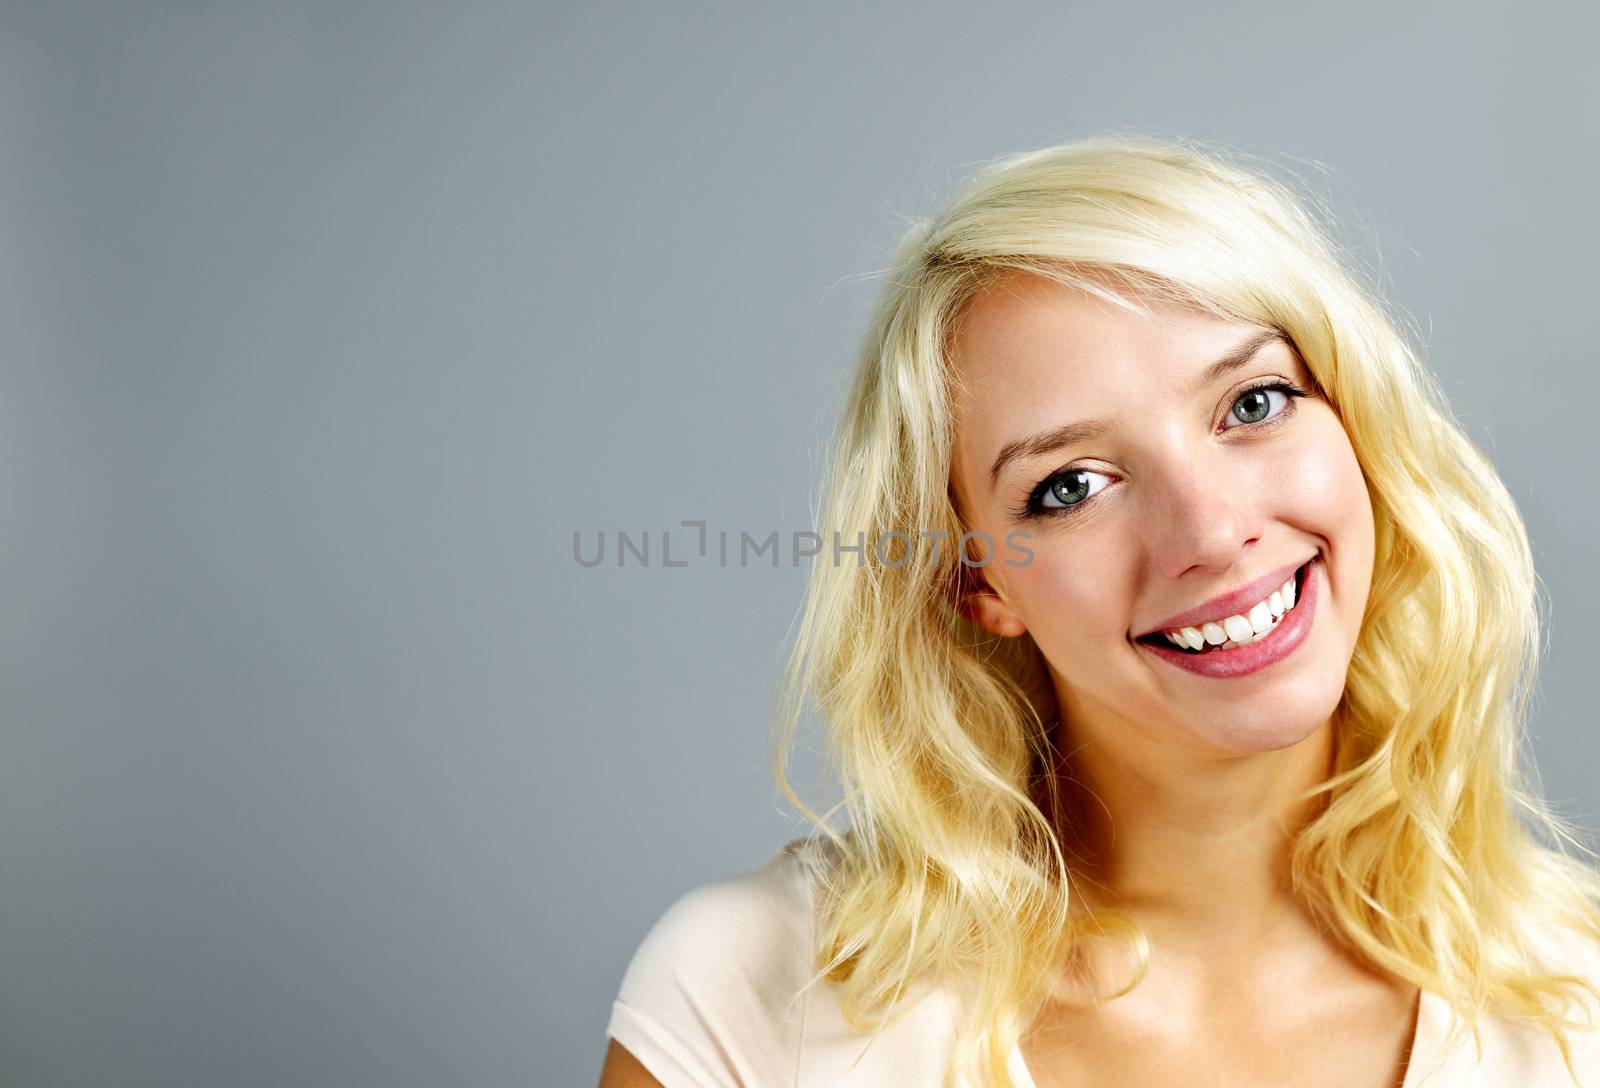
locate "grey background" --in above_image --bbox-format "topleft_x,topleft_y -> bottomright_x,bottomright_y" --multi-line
2,3 -> 1595,1086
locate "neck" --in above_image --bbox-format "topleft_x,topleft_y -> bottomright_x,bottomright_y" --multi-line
1042,703 -> 1338,962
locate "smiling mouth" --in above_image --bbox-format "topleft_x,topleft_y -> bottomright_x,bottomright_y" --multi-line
1134,558 -> 1314,655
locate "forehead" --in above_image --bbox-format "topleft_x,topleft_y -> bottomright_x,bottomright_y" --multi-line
946,270 -> 1270,500
949,269 -> 1237,399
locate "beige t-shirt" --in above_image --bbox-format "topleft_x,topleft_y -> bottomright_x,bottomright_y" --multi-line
606,837 -> 1600,1087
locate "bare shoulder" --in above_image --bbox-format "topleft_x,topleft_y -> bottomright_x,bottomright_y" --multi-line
597,1038 -> 665,1088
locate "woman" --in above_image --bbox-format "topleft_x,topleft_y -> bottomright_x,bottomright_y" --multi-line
597,134 -> 1600,1087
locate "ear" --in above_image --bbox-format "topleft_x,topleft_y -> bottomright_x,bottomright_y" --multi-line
955,572 -> 1029,639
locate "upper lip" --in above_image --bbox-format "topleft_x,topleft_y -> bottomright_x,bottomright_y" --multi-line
1137,555 -> 1314,638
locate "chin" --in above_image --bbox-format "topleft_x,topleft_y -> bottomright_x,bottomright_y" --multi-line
1206,688 -> 1339,752
1213,717 -> 1327,755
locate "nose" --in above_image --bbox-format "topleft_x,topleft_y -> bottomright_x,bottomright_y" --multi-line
1143,450 -> 1266,580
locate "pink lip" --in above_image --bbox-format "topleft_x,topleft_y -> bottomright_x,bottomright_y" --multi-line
1137,556 -> 1321,679
1138,555 -> 1313,637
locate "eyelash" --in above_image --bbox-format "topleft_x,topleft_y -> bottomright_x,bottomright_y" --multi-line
1012,379 -> 1312,521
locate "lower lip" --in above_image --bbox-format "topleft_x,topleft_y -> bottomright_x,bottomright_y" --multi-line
1137,557 -> 1321,679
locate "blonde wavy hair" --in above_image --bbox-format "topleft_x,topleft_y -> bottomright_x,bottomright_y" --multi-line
770,132 -> 1600,1088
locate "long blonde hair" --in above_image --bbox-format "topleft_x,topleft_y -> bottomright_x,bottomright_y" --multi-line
770,133 -> 1600,1088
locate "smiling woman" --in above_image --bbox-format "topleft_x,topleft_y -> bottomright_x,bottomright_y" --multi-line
597,135 -> 1600,1088
944,269 -> 1364,708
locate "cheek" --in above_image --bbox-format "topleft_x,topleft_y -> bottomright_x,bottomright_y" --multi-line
998,540 -> 1131,643
1276,415 -> 1373,533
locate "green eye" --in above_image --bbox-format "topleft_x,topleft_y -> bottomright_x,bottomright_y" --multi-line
1014,379 -> 1312,522
1232,388 -> 1273,425
1047,473 -> 1088,508
1222,381 -> 1306,430
1036,468 -> 1110,511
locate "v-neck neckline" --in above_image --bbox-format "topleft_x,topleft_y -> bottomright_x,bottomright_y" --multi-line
1006,984 -> 1441,1088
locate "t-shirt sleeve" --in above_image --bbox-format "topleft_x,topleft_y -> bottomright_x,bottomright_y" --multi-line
605,859 -> 812,1088
1511,918 -> 1600,1082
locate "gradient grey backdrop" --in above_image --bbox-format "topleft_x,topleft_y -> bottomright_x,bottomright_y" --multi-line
3,3 -> 1596,1086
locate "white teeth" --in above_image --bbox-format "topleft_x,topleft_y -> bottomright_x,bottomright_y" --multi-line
1248,601 -> 1273,635
1157,564 -> 1307,653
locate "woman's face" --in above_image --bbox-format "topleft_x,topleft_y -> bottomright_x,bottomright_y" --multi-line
947,270 -> 1375,758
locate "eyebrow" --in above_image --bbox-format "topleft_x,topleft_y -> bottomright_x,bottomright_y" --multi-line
985,329 -> 1286,491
